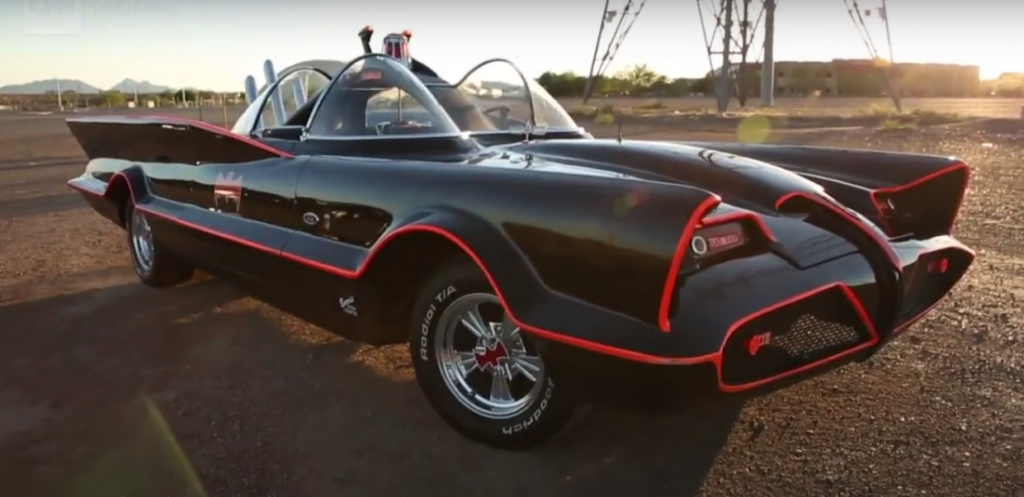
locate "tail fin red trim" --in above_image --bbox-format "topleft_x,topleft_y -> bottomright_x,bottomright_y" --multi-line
658,195 -> 723,332
68,114 -> 292,159
138,114 -> 293,158
775,192 -> 901,272
869,161 -> 969,236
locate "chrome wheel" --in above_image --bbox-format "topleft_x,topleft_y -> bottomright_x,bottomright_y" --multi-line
434,293 -> 545,420
130,208 -> 155,274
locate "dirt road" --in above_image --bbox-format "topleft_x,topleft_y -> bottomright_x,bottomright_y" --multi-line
1,113 -> 1023,497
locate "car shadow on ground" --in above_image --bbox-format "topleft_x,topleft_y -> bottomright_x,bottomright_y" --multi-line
0,278 -> 744,497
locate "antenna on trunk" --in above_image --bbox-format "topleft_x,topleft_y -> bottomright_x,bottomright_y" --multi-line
358,26 -> 374,54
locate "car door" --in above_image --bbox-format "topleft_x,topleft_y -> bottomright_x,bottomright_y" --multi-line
173,70 -> 329,282
186,155 -> 308,283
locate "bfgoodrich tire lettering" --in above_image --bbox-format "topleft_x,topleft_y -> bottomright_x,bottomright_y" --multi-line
409,259 -> 575,450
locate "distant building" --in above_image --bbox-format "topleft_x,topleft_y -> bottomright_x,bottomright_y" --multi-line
773,61 -> 838,95
735,59 -> 980,97
893,62 -> 979,97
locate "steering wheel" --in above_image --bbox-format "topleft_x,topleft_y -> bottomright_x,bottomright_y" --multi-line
375,120 -> 430,135
483,105 -> 511,126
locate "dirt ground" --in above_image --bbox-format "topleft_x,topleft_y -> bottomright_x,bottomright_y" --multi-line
2,106 -> 1024,497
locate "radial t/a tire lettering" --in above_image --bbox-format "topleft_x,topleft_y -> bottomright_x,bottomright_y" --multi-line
123,202 -> 195,288
408,259 -> 576,450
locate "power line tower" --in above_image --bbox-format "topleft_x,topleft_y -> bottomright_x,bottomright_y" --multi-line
733,0 -> 768,107
697,0 -> 767,113
696,0 -> 736,113
697,0 -> 779,111
760,0 -> 776,107
582,0 -> 650,103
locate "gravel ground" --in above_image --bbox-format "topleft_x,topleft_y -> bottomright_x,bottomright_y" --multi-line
0,113 -> 1022,497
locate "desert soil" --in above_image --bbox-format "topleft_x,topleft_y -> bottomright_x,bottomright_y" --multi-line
1,104 -> 1023,497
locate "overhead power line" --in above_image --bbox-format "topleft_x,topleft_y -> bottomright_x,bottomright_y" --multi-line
841,0 -> 902,111
582,0 -> 650,103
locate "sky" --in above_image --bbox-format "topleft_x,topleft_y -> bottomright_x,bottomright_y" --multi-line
2,0 -> 1021,91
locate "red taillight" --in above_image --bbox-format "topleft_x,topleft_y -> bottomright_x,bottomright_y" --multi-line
381,34 -> 412,68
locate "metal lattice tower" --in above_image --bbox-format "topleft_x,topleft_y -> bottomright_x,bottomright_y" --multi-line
696,0 -> 773,113
582,0 -> 778,110
581,0 -> 910,113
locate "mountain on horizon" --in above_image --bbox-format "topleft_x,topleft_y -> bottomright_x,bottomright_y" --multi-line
0,78 -> 174,95
109,78 -> 172,94
0,79 -> 102,95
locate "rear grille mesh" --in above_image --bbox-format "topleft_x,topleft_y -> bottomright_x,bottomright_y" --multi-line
721,286 -> 875,386
766,314 -> 864,356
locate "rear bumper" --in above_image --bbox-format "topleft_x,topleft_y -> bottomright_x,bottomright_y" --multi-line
537,340 -> 873,412
532,235 -> 973,411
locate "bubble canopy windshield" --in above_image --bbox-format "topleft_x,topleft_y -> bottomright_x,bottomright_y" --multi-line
306,54 -> 462,139
431,59 -> 579,135
305,55 -> 579,139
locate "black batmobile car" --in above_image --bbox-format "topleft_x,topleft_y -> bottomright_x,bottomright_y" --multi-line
66,30 -> 974,450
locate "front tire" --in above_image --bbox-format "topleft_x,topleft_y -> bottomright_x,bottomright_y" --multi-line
124,202 -> 194,288
408,259 -> 576,450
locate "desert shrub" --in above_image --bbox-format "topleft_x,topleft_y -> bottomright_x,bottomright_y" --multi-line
879,118 -> 916,130
636,100 -> 667,110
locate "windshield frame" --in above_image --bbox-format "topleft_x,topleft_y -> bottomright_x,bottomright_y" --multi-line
232,64 -> 334,136
303,53 -> 465,142
436,58 -> 583,136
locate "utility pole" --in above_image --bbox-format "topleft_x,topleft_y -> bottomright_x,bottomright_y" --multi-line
57,79 -> 64,112
735,0 -> 753,107
760,0 -> 776,106
715,0 -> 735,114
879,0 -> 902,112
583,0 -> 612,103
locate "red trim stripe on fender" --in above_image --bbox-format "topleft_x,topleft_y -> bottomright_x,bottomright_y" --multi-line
868,160 -> 970,236
658,195 -> 722,332
135,114 -> 293,158
69,175 -> 876,392
775,191 -> 902,272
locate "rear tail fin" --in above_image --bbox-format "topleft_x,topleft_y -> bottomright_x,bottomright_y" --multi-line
66,115 -> 290,164
870,161 -> 970,238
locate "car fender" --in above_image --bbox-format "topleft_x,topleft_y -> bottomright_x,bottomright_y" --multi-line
66,161 -> 150,226
104,164 -> 150,206
381,206 -> 551,316
367,205 -> 677,356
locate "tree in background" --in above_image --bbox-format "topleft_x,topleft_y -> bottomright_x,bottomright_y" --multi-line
617,64 -> 660,94
537,64 -> 709,99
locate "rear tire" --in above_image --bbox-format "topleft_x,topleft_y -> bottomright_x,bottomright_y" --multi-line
124,202 -> 194,288
408,259 -> 576,450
